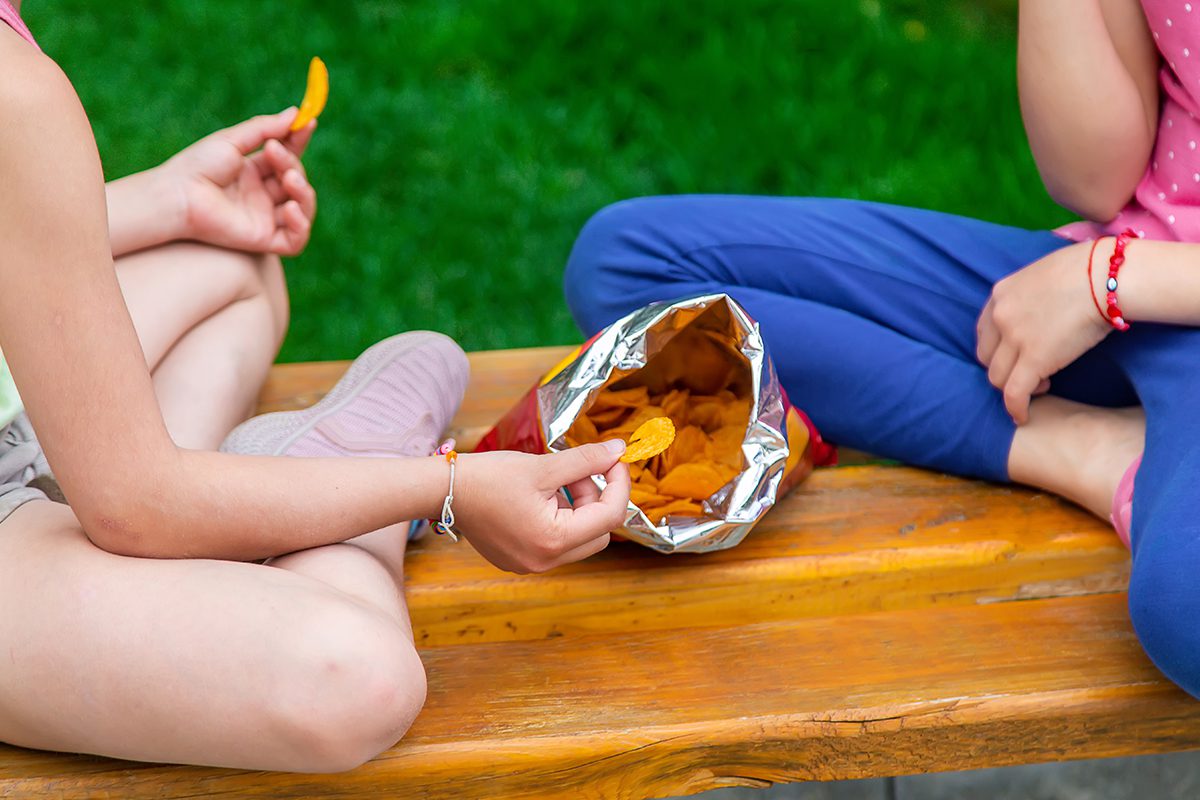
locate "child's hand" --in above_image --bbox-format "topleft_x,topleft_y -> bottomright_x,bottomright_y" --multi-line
451,442 -> 631,574
976,241 -> 1112,425
162,108 -> 318,256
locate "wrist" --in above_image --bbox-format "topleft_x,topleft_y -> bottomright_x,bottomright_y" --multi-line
105,166 -> 190,255
147,163 -> 192,242
1087,237 -> 1117,330
443,452 -> 480,531
1097,230 -> 1139,331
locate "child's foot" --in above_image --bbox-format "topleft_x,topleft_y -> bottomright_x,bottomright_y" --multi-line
1110,454 -> 1140,548
221,331 -> 469,459
1008,396 -> 1145,524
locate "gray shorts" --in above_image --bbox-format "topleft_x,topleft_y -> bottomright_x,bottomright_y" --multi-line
0,413 -> 62,523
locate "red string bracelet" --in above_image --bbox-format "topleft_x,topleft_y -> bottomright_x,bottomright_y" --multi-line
1102,228 -> 1139,332
1086,237 -> 1107,323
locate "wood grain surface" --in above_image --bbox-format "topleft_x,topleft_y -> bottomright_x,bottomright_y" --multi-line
2,348 -> 1197,799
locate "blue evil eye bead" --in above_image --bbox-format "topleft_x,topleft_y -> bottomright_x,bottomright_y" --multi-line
1106,277 -> 1118,292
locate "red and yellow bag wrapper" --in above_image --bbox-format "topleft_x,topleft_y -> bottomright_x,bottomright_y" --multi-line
475,294 -> 836,553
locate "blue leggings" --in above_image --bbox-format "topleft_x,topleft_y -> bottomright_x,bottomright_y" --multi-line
563,195 -> 1200,698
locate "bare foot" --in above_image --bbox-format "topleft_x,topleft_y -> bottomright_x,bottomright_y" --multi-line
1007,396 -> 1145,519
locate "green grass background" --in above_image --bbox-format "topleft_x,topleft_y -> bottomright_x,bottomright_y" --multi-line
25,0 -> 1074,362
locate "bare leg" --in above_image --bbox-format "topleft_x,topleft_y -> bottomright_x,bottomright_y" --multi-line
117,243 -> 419,638
116,242 -> 289,450
0,501 -> 425,771
267,524 -> 416,640
1008,395 -> 1145,519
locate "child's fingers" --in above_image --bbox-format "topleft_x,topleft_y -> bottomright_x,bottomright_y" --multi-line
550,532 -> 612,570
1004,365 -> 1040,425
282,168 -> 317,221
538,441 -> 625,491
268,200 -> 311,256
552,498 -> 622,547
976,301 -> 999,367
264,138 -> 307,178
564,475 -> 601,507
218,108 -> 297,156
551,460 -> 630,553
283,120 -> 317,157
986,342 -> 1017,392
260,174 -> 286,205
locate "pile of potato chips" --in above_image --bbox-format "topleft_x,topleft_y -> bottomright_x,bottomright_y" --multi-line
565,381 -> 752,525
477,294 -> 823,553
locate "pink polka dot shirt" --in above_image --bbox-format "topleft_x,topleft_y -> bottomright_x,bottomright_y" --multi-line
0,0 -> 38,51
1059,0 -> 1200,243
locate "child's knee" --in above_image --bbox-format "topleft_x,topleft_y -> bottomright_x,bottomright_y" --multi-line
262,600 -> 427,772
1129,555 -> 1200,699
564,198 -> 672,334
254,253 -> 290,348
222,249 -> 290,349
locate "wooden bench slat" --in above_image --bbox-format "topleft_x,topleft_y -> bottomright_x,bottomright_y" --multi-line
3,594 -> 1197,798
404,466 -> 1129,647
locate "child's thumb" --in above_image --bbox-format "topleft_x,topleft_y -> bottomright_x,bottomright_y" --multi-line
543,440 -> 625,486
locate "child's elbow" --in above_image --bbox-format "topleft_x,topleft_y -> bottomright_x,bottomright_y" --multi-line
1047,182 -> 1129,226
70,473 -> 179,558
75,500 -> 163,558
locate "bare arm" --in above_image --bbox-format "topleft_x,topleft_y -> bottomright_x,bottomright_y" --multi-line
977,236 -> 1200,424
1095,239 -> 1200,325
105,108 -> 318,259
104,169 -> 186,257
0,52 -> 444,559
1018,0 -> 1160,222
0,29 -> 627,568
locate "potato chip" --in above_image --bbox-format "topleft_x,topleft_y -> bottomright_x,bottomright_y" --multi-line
644,453 -> 662,478
635,470 -> 658,489
679,336 -> 736,394
567,413 -> 599,443
587,406 -> 630,428
722,398 -> 752,428
688,401 -> 725,432
641,498 -> 705,523
291,57 -> 329,131
606,405 -> 666,440
660,424 -> 709,476
707,424 -> 746,470
590,386 -> 649,410
657,461 -> 735,500
558,342 -> 757,510
630,485 -> 674,507
713,390 -> 739,404
620,417 -> 676,463
661,388 -> 690,425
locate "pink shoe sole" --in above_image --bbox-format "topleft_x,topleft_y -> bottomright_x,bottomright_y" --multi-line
1110,454 -> 1141,550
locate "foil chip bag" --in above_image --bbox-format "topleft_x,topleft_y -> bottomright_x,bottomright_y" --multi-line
475,293 -> 836,553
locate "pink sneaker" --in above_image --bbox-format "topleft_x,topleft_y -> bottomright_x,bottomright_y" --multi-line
221,331 -> 469,460
1110,455 -> 1141,550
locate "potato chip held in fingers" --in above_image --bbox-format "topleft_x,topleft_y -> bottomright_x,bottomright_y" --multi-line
290,57 -> 329,131
619,417 -> 676,463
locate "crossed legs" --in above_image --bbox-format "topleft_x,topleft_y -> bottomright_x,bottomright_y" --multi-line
563,195 -> 1200,699
0,243 -> 424,770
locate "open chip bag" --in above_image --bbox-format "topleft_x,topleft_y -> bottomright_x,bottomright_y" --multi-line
475,293 -> 836,553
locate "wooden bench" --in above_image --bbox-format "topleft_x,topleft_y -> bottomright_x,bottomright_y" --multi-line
2,346 -> 1199,799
